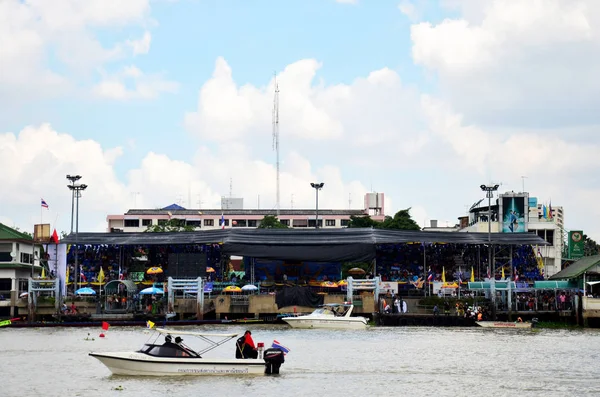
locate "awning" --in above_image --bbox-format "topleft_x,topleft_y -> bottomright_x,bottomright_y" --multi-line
533,280 -> 578,289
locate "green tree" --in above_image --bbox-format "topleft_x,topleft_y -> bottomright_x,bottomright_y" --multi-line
378,208 -> 421,230
584,234 -> 600,256
346,215 -> 379,228
258,215 -> 288,229
145,219 -> 195,232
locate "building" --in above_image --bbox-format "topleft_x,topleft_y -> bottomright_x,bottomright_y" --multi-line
106,193 -> 386,233
459,191 -> 564,277
0,223 -> 42,317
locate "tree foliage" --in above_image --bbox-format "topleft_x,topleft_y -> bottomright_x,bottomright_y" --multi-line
584,234 -> 600,256
145,219 -> 195,232
258,215 -> 288,229
346,208 -> 421,230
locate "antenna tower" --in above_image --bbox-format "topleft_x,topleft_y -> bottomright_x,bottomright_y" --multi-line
272,73 -> 280,217
229,178 -> 233,198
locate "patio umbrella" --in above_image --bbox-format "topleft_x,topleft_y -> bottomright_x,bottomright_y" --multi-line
337,280 -> 348,286
19,292 -> 28,298
222,285 -> 242,293
75,287 -> 96,296
146,267 -> 163,275
320,281 -> 338,288
241,284 -> 258,291
348,267 -> 366,275
140,286 -> 164,295
206,267 -> 215,273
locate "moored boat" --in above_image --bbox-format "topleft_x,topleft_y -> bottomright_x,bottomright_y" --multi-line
282,303 -> 368,330
476,321 -> 534,329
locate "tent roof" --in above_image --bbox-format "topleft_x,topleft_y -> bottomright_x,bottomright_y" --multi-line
60,228 -> 548,262
548,254 -> 600,280
534,280 -> 578,289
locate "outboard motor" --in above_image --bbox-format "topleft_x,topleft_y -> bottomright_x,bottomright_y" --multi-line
531,318 -> 539,328
263,348 -> 285,375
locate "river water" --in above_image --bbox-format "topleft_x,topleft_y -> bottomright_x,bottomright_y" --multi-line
2,325 -> 599,397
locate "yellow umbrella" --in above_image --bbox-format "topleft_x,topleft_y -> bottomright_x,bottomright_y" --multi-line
470,266 -> 475,283
222,285 -> 242,293
442,267 -> 446,283
98,267 -> 105,284
206,267 -> 215,273
320,281 -> 338,288
147,267 -> 163,275
337,280 -> 348,286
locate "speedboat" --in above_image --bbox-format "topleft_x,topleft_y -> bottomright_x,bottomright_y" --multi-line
282,303 -> 369,330
89,328 -> 285,376
476,320 -> 535,329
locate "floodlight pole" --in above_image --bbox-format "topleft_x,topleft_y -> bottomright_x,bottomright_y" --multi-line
310,182 -> 324,229
480,184 -> 499,319
68,181 -> 87,295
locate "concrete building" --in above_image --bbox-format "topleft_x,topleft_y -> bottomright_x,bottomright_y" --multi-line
459,191 -> 564,277
0,223 -> 42,317
106,193 -> 386,233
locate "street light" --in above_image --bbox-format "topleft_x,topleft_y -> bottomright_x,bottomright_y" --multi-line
310,182 -> 324,229
68,182 -> 87,294
66,175 -> 81,234
480,183 -> 499,319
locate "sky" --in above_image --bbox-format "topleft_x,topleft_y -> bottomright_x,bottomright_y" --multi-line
2,0 -> 600,239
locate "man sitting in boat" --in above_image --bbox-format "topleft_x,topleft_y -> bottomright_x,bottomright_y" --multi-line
236,330 -> 258,359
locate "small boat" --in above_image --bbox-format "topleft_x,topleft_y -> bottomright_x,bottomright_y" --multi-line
89,328 -> 285,376
282,303 -> 368,330
476,321 -> 534,329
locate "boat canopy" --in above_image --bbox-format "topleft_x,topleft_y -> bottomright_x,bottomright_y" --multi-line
155,328 -> 238,338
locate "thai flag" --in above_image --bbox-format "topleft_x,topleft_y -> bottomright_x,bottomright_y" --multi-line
80,271 -> 87,282
41,198 -> 49,209
220,213 -> 225,230
272,340 -> 290,354
427,273 -> 433,282
514,267 -> 519,282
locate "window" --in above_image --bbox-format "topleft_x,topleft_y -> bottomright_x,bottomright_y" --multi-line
280,219 -> 290,226
308,219 -> 323,228
293,219 -> 308,228
204,219 -> 214,227
21,252 -> 33,264
341,219 -> 350,227
158,219 -> 167,225
233,220 -> 247,227
142,219 -> 152,226
325,219 -> 336,227
124,219 -> 140,227
186,220 -> 201,228
247,220 -> 257,227
535,229 -> 554,246
222,219 -> 230,226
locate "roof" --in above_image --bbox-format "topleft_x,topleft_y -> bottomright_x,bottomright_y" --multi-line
0,223 -> 33,241
60,228 -> 549,262
123,208 -> 369,216
548,254 -> 600,280
162,204 -> 186,211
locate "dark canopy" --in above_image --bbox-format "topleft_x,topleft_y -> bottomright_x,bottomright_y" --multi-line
61,228 -> 548,262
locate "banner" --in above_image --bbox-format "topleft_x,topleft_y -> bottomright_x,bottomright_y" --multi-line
501,196 -> 527,233
47,243 -> 68,295
568,230 -> 585,259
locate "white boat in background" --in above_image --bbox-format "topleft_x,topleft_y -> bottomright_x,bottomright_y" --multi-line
282,304 -> 369,330
89,328 -> 285,376
476,321 -> 534,329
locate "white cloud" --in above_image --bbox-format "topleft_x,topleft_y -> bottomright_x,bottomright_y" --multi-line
93,65 -> 178,100
127,31 -> 152,56
398,1 -> 420,22
335,0 -> 357,4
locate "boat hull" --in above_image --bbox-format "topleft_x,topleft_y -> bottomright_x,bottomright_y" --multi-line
282,317 -> 368,330
476,321 -> 532,329
89,352 -> 267,376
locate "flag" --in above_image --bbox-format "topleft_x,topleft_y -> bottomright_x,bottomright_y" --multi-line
548,201 -> 553,219
470,266 -> 475,282
427,272 -> 433,282
542,205 -> 547,219
441,267 -> 446,283
66,266 -> 70,284
41,198 -> 49,209
272,340 -> 290,354
101,321 -> 110,331
220,213 -> 225,230
514,267 -> 519,282
146,320 -> 155,329
51,229 -> 59,244
501,267 -> 505,280
41,266 -> 46,279
80,271 -> 87,282
98,267 -> 105,284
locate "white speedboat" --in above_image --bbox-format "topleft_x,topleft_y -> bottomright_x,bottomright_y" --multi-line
89,328 -> 285,376
476,321 -> 533,329
282,304 -> 369,330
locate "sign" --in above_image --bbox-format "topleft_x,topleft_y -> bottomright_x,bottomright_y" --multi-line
378,281 -> 398,294
501,196 -> 528,233
569,230 -> 585,259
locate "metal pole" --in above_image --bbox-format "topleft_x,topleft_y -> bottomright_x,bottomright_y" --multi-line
315,188 -> 319,229
75,191 -> 80,295
70,186 -> 75,234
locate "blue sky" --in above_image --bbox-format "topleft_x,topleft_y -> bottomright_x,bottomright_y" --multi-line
2,0 -> 600,240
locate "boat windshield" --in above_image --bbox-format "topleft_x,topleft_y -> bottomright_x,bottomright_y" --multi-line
311,306 -> 348,317
139,338 -> 200,358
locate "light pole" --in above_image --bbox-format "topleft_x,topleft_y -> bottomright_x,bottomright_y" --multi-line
480,183 -> 499,319
68,182 -> 87,294
66,175 -> 81,234
310,182 -> 324,229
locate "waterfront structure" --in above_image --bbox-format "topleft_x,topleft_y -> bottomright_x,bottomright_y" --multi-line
106,193 -> 386,232
0,223 -> 42,317
459,191 -> 564,277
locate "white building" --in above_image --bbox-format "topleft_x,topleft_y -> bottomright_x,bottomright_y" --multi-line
107,193 -> 387,233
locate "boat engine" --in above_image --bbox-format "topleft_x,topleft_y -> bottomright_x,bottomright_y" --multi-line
263,348 -> 285,375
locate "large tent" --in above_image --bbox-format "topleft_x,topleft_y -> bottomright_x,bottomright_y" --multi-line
61,228 -> 548,262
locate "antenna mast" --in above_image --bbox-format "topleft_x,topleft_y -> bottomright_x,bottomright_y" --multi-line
272,73 -> 280,217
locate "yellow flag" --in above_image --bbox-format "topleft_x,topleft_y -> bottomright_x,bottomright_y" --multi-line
442,266 -> 446,283
470,266 -> 475,283
98,267 -> 105,284
41,266 -> 46,279
147,320 -> 155,329
66,267 -> 70,284
501,267 -> 505,279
